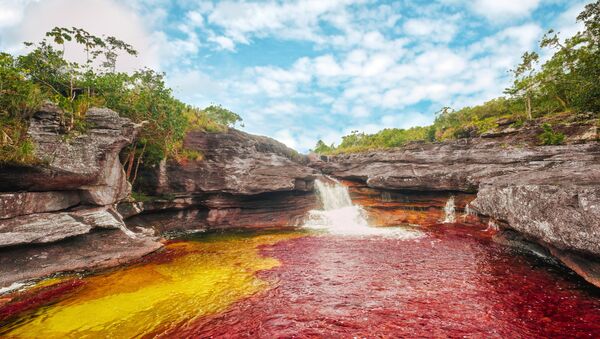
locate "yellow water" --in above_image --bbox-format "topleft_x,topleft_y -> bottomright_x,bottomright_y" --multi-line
3,231 -> 302,338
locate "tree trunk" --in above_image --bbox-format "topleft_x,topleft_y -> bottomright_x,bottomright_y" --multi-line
526,94 -> 532,120
555,95 -> 568,111
125,145 -> 136,181
131,143 -> 146,187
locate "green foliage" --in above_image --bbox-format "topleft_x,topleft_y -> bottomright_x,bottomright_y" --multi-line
506,0 -> 600,115
538,123 -> 565,145
201,105 -> 243,127
312,140 -> 334,153
426,126 -> 436,142
131,191 -> 153,203
0,26 -> 242,169
511,119 -> 525,128
314,127 -> 429,154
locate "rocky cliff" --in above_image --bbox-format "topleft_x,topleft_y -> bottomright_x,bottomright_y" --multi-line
311,137 -> 600,286
0,103 -> 162,287
122,128 -> 319,234
0,106 -> 318,289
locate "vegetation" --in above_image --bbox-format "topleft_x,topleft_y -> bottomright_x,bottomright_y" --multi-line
314,2 -> 600,154
0,27 -> 242,178
538,123 -> 566,145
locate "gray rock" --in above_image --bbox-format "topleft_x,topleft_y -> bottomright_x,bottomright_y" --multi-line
0,229 -> 162,288
0,207 -> 127,248
470,166 -> 600,257
312,140 -> 599,193
138,129 -> 318,196
311,139 -> 600,285
0,191 -> 80,219
0,104 -> 139,201
127,129 -> 320,231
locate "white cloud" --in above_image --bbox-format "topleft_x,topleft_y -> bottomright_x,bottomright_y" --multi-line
0,0 -> 33,29
0,0 -> 160,71
205,0 -> 355,47
472,0 -> 541,21
403,18 -> 458,42
208,35 -> 236,51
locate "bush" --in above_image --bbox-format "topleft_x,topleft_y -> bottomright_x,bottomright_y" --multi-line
538,123 -> 565,145
0,27 -> 242,172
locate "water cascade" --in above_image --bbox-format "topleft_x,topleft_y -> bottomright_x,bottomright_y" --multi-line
462,203 -> 474,221
443,196 -> 456,223
303,179 -> 422,239
381,191 -> 392,202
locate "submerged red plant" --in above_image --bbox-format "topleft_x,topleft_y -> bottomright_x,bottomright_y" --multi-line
163,224 -> 600,338
0,279 -> 85,324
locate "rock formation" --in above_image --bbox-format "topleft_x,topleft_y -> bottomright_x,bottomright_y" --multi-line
310,137 -> 600,286
0,104 -> 160,287
123,128 -> 319,234
0,106 -> 320,289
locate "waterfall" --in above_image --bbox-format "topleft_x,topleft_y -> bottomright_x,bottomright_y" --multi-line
442,196 -> 456,223
486,219 -> 499,232
381,191 -> 392,202
462,203 -> 474,220
302,179 -> 422,239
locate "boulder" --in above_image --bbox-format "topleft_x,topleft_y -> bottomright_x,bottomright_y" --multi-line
0,207 -> 127,248
138,129 -> 317,195
128,129 -> 320,232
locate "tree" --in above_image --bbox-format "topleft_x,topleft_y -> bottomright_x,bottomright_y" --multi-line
313,140 -> 333,154
506,51 -> 539,119
201,105 -> 242,127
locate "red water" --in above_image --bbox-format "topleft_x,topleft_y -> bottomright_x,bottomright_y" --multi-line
160,224 -> 600,338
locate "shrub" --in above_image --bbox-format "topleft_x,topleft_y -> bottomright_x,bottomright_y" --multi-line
538,123 -> 566,145
0,27 -> 242,173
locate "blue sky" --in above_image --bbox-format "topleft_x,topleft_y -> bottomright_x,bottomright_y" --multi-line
0,0 -> 591,151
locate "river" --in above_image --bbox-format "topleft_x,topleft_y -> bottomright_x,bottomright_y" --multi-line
1,180 -> 599,337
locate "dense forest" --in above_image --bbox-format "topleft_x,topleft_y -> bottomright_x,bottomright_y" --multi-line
314,1 -> 600,154
0,27 -> 241,167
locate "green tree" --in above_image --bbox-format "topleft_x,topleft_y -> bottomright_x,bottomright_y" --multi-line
506,51 -> 539,120
312,140 -> 333,154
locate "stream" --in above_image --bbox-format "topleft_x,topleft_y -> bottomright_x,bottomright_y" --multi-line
1,180 -> 599,337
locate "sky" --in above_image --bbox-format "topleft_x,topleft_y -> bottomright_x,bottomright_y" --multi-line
0,0 -> 591,152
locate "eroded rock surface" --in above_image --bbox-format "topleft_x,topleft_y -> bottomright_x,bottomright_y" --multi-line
470,166 -> 600,256
0,104 -> 140,244
127,129 -> 319,233
0,229 -> 162,288
0,207 -> 126,248
311,139 -> 600,286
0,104 -> 160,288
138,129 -> 317,195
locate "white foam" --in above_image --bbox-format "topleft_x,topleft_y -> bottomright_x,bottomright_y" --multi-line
302,179 -> 423,239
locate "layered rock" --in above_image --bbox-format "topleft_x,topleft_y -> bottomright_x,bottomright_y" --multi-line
341,180 -> 481,227
470,165 -> 600,256
0,230 -> 162,287
311,139 -> 600,286
312,141 -> 598,193
0,104 -> 160,288
138,129 -> 316,195
126,129 -> 319,233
